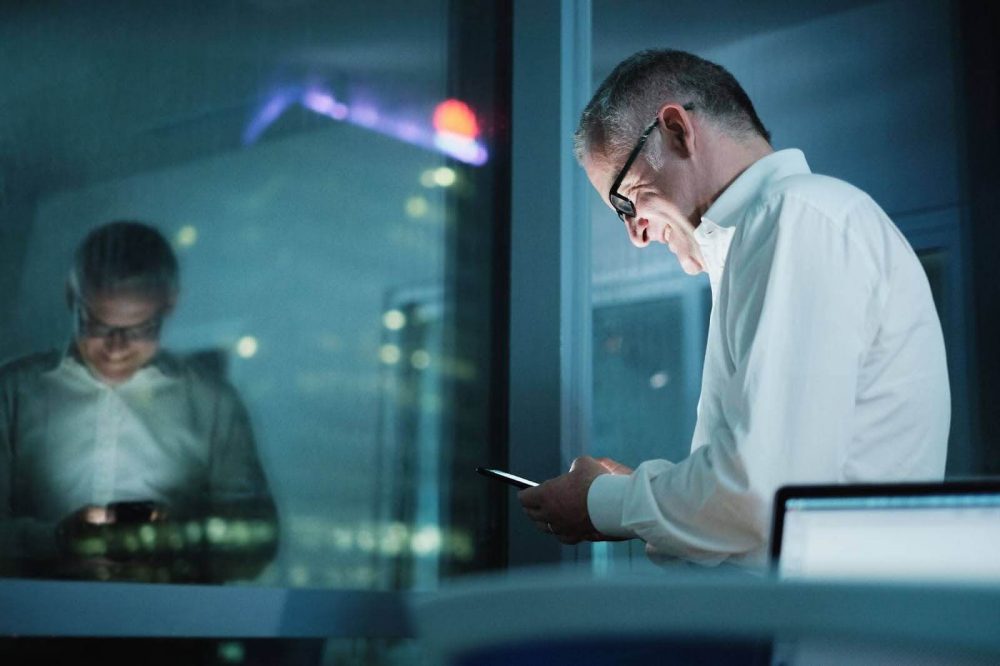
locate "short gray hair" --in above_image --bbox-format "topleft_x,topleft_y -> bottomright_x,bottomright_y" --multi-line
68,221 -> 179,301
574,49 -> 771,165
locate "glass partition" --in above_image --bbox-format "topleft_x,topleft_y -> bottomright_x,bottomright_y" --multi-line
0,0 -> 508,591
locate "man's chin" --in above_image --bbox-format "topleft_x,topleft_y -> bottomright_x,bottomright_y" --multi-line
92,364 -> 136,384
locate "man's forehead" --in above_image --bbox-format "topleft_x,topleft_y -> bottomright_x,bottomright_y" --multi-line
582,152 -> 619,192
80,289 -> 170,318
83,288 -> 166,305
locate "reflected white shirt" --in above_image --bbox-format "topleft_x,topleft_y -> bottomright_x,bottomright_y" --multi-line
588,149 -> 950,568
0,350 -> 272,558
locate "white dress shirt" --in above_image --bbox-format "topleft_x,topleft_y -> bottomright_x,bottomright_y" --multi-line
0,350 -> 273,559
588,149 -> 950,568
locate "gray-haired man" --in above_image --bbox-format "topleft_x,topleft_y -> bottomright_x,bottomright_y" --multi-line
520,49 -> 949,568
0,221 -> 276,580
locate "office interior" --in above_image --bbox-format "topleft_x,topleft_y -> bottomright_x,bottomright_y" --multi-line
0,0 -> 998,664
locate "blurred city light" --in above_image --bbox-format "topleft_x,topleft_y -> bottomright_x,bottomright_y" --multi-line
206,517 -> 227,543
176,224 -> 198,248
649,371 -> 670,389
383,309 -> 407,331
432,166 -> 456,187
411,350 -> 431,370
236,336 -> 259,359
218,642 -> 246,664
432,99 -> 480,138
405,195 -> 430,218
379,344 -> 401,364
411,525 -> 442,556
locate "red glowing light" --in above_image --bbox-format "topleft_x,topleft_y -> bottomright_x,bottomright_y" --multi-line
433,99 -> 479,139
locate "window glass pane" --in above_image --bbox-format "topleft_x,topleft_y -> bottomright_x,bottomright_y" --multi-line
0,2 -> 507,589
593,296 -> 700,467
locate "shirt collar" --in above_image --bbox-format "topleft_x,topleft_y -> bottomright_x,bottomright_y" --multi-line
700,148 -> 811,229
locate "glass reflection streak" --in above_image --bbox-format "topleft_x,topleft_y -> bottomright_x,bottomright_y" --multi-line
245,85 -> 489,166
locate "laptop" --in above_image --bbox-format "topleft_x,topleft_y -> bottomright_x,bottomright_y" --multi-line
770,480 -> 1000,581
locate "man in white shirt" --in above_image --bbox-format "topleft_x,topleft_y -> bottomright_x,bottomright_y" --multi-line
0,221 -> 276,580
519,49 -> 950,568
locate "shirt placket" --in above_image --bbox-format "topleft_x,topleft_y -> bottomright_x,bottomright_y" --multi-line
91,386 -> 121,506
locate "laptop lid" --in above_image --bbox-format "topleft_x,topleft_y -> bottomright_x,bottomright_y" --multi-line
770,481 -> 1000,581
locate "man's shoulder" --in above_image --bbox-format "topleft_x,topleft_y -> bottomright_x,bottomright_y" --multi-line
0,350 -> 62,382
157,350 -> 247,409
159,351 -> 232,387
760,171 -> 877,222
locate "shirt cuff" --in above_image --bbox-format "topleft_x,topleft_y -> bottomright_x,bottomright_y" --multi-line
587,473 -> 634,538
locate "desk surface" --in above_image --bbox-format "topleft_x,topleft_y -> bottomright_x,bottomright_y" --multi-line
413,565 -> 1000,662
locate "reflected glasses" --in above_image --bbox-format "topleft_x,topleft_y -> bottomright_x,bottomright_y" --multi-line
75,303 -> 164,343
607,104 -> 693,222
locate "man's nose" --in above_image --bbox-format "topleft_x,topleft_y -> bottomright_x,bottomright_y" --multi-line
102,330 -> 130,354
626,216 -> 650,248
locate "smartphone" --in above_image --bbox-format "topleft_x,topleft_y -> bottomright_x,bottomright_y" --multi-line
476,467 -> 538,489
106,500 -> 159,524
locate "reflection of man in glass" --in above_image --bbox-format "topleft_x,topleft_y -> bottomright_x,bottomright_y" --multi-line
0,221 -> 277,581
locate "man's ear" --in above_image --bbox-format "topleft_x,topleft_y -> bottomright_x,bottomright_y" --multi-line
656,103 -> 696,158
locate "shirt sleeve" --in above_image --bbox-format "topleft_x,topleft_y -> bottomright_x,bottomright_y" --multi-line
588,193 -> 882,567
0,363 -> 60,563
207,381 -> 276,518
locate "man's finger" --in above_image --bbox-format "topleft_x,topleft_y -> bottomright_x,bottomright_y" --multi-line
517,485 -> 541,508
595,457 -> 632,475
82,505 -> 111,525
522,506 -> 545,520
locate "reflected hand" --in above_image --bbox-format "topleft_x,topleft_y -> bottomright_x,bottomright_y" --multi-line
106,500 -> 169,524
54,504 -> 181,581
518,456 -> 628,545
56,505 -> 111,555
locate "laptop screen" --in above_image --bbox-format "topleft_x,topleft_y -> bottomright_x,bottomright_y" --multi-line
771,482 -> 1000,581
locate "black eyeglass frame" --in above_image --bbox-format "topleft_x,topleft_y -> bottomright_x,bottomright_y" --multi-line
73,300 -> 166,344
607,104 -> 694,222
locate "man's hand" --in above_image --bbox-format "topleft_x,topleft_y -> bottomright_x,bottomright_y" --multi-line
595,457 -> 634,476
56,505 -> 111,555
518,456 -> 631,545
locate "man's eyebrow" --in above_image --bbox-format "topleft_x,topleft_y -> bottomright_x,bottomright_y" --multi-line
618,171 -> 645,194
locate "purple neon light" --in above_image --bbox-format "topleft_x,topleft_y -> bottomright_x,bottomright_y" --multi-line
243,91 -> 295,146
301,88 -> 349,120
350,105 -> 379,128
396,121 -> 423,143
434,132 -> 488,166
245,85 -> 489,165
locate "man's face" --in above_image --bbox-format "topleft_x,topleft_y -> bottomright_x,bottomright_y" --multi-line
74,290 -> 168,384
584,145 -> 706,275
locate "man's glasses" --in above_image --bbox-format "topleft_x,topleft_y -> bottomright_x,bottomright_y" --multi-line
75,304 -> 164,343
607,104 -> 693,222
